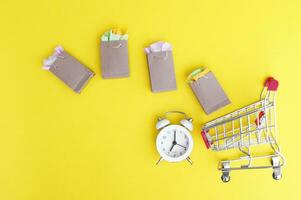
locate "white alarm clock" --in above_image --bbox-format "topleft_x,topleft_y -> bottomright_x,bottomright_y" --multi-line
155,111 -> 194,165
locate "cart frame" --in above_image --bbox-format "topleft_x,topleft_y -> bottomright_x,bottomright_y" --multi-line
201,77 -> 285,182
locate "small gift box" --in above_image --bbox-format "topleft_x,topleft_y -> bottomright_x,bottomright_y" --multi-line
145,41 -> 177,92
100,28 -> 129,78
187,68 -> 230,114
42,46 -> 94,93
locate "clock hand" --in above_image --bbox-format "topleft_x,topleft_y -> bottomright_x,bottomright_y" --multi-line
176,143 -> 187,149
170,140 -> 177,152
169,144 -> 175,152
173,131 -> 176,142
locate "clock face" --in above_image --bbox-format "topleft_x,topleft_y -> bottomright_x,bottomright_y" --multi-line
156,125 -> 193,162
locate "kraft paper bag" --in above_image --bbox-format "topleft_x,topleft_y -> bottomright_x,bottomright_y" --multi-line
146,51 -> 177,92
43,46 -> 94,93
189,70 -> 230,114
100,40 -> 129,78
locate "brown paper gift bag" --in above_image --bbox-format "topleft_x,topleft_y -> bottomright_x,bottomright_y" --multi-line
100,40 -> 129,79
146,51 -> 177,92
189,70 -> 230,114
43,47 -> 94,93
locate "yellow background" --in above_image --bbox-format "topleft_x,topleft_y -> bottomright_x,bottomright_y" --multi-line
1,0 -> 301,199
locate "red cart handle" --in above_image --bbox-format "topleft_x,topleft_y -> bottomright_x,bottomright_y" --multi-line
265,77 -> 279,91
201,130 -> 211,149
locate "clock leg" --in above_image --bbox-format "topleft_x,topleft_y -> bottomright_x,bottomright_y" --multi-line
156,157 -> 163,165
186,157 -> 193,165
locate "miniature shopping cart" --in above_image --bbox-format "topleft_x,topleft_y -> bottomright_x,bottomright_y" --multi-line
201,77 -> 285,182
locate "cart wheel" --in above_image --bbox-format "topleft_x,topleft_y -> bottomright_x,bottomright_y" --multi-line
272,172 -> 282,180
221,175 -> 231,183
